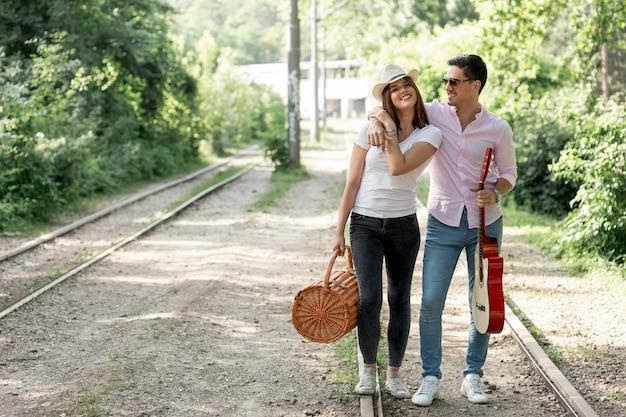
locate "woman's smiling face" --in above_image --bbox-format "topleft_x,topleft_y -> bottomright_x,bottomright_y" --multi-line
388,77 -> 417,110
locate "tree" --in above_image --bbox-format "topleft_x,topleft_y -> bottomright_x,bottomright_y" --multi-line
167,0 -> 285,64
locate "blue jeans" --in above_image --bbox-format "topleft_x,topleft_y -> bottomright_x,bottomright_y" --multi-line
350,212 -> 420,367
420,209 -> 502,379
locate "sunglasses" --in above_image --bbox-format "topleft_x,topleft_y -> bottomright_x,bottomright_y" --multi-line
442,77 -> 475,87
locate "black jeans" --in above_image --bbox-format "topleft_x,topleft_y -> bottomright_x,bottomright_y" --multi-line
349,212 -> 420,367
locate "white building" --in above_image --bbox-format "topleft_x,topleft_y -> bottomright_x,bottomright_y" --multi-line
234,60 -> 373,120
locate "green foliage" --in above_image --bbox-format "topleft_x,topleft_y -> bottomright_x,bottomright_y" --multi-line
368,22 -> 481,103
194,56 -> 286,159
477,0 -> 567,96
405,0 -> 478,30
504,89 -> 586,217
501,200 -> 625,281
408,0 -> 450,30
167,0 -> 285,65
330,332 -> 358,403
256,85 -> 289,170
262,123 -> 291,172
569,0 -> 626,85
551,100 -> 626,263
474,0 -> 625,265
449,0 -> 480,25
0,0 -> 204,231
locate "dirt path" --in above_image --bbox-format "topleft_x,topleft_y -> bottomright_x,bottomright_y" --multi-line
0,123 -> 620,416
0,141 -> 354,416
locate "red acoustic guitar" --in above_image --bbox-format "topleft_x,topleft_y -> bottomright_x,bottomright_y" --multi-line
472,147 -> 505,334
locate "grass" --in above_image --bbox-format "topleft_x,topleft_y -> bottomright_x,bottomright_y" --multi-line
546,346 -> 563,364
330,318 -> 390,404
544,343 -> 599,367
604,391 -> 626,401
300,126 -> 335,150
250,166 -> 310,210
74,372 -> 124,417
165,165 -> 245,212
69,354 -> 128,417
501,199 -> 625,285
76,386 -> 107,417
564,344 -> 597,361
331,332 -> 359,403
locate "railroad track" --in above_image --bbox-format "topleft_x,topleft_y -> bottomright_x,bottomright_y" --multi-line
0,148 -> 259,319
0,146 -> 258,263
0,142 -> 602,417
354,202 -> 600,417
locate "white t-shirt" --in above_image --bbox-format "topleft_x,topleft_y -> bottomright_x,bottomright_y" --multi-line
352,123 -> 442,218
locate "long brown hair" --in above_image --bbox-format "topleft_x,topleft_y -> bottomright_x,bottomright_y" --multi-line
382,76 -> 429,132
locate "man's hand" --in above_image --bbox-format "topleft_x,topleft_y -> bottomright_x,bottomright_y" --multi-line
367,120 -> 387,150
472,188 -> 499,208
368,106 -> 385,121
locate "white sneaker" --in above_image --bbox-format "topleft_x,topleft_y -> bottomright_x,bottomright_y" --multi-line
460,373 -> 489,404
384,376 -> 411,399
355,369 -> 377,395
411,375 -> 440,406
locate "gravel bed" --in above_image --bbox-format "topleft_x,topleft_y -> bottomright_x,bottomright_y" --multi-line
0,153 -> 257,311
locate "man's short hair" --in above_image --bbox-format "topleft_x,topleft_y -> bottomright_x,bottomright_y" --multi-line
448,54 -> 487,94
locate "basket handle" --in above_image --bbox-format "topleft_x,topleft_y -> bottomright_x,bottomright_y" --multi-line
323,246 -> 354,289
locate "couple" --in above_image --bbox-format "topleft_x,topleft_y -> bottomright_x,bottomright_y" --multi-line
332,54 -> 517,406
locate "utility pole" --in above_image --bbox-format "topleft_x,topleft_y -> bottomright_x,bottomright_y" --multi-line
288,0 -> 300,167
310,0 -> 319,142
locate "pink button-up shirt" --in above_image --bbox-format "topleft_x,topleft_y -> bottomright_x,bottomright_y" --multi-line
425,100 -> 517,228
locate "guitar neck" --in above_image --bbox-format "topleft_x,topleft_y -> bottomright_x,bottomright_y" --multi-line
479,180 -> 487,236
478,180 -> 485,254
477,147 -> 493,272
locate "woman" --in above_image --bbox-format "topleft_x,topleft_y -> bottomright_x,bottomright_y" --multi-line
332,64 -> 442,398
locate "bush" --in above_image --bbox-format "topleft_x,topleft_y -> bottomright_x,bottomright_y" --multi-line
255,86 -> 289,171
0,1 -> 204,231
504,89 -> 587,217
198,63 -> 287,168
551,99 -> 626,263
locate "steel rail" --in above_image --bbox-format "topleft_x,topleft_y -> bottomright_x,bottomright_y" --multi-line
0,165 -> 255,320
0,146 -> 257,263
505,300 -> 599,417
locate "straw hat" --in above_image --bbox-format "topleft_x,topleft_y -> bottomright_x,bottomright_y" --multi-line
371,64 -> 418,101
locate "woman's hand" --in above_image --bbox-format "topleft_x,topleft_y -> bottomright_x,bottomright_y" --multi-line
332,234 -> 346,256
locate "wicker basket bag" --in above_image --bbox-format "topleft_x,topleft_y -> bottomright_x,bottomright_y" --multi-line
291,247 -> 359,343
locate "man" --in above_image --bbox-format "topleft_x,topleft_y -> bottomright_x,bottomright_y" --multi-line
368,54 -> 517,406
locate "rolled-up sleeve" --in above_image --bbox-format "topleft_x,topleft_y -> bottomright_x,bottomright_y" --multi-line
495,122 -> 517,188
354,123 -> 371,150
